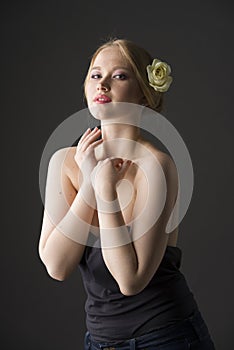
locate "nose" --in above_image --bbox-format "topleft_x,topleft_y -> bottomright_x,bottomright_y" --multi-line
97,80 -> 110,92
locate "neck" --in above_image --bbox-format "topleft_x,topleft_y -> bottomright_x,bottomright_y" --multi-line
92,102 -> 145,160
98,122 -> 142,161
101,123 -> 140,141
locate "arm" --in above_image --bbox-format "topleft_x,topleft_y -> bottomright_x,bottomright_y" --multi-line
39,127 -> 103,281
38,148 -> 95,281
94,154 -> 179,296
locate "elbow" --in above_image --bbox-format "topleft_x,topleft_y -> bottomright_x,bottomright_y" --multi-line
39,249 -> 68,281
118,271 -> 152,296
119,282 -> 145,296
120,288 -> 136,297
46,266 -> 67,281
39,255 -> 67,281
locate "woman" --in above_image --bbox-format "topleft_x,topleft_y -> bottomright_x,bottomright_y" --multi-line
39,38 -> 216,349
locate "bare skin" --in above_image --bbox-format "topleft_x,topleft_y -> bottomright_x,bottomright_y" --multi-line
64,141 -> 179,245
38,46 -> 179,295
39,131 -> 179,293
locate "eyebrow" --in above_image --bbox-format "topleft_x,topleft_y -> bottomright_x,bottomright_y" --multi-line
90,65 -> 131,71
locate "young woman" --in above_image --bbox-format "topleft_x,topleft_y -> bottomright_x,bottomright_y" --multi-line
39,38 -> 216,349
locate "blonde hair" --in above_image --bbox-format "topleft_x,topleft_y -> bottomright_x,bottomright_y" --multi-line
83,38 -> 164,112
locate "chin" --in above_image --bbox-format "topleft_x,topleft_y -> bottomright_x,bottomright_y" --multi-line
88,102 -> 121,121
88,102 -> 144,125
88,103 -> 110,120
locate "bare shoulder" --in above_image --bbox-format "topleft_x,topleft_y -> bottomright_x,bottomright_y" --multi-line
137,138 -> 178,180
135,140 -> 179,244
51,146 -> 79,189
50,147 -> 76,168
150,145 -> 178,192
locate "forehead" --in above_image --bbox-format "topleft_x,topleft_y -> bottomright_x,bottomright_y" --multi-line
92,46 -> 129,68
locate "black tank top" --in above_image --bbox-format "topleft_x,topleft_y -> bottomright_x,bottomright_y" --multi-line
79,234 -> 198,342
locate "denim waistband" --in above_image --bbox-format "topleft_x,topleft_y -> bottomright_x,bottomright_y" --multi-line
85,310 -> 214,350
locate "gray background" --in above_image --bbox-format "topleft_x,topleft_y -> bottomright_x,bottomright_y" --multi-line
1,0 -> 234,349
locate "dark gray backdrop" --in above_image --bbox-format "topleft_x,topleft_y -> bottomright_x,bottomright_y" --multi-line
1,0 -> 234,349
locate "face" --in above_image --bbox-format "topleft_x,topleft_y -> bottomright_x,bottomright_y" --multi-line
85,46 -> 145,109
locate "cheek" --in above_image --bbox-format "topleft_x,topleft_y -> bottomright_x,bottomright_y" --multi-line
128,87 -> 144,102
125,82 -> 143,99
85,84 -> 94,101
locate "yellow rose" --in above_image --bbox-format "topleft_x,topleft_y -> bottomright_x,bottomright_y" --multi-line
146,58 -> 173,92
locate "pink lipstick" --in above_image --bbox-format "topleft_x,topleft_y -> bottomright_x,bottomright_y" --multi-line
94,94 -> 112,104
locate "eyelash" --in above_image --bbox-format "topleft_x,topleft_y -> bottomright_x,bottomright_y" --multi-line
90,74 -> 127,80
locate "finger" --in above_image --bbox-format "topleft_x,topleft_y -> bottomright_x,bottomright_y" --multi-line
82,129 -> 102,149
97,158 -> 111,167
78,128 -> 91,143
86,138 -> 103,151
119,160 -> 132,174
79,127 -> 99,145
79,128 -> 101,150
87,127 -> 101,139
112,159 -> 124,170
109,157 -> 123,165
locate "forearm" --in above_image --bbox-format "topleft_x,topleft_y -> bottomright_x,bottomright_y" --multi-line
40,182 -> 95,279
96,191 -> 139,295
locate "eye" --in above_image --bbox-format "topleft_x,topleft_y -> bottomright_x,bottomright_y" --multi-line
113,73 -> 127,80
90,73 -> 101,79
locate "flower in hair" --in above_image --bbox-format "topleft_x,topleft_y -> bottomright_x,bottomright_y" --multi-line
146,58 -> 173,92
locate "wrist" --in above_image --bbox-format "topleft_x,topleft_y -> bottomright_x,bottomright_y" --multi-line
81,179 -> 93,190
79,182 -> 96,208
96,186 -> 117,202
95,190 -> 120,214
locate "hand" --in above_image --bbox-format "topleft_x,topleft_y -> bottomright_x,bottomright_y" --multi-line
91,157 -> 132,201
74,127 -> 103,186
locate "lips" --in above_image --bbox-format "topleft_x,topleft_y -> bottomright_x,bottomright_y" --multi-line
94,94 -> 112,104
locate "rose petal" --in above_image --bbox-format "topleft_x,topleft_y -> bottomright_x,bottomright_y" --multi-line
146,65 -> 154,84
147,58 -> 173,92
152,58 -> 161,67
